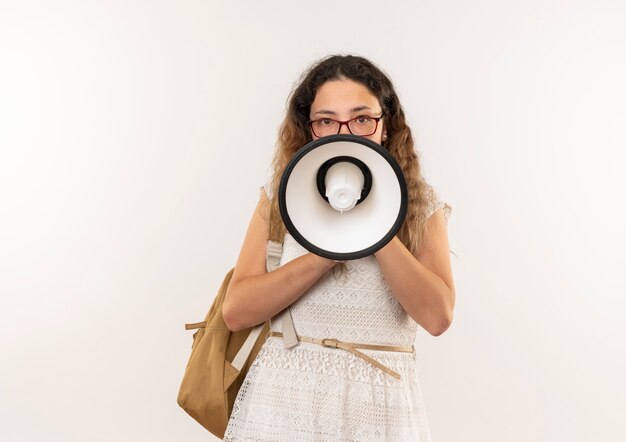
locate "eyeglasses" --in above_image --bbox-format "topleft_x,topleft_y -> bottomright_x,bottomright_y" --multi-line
309,114 -> 383,138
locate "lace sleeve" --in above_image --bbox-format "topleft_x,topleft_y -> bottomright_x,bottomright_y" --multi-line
425,184 -> 452,223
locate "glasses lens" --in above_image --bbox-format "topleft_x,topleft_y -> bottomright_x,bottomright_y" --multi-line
348,117 -> 377,136
311,119 -> 340,137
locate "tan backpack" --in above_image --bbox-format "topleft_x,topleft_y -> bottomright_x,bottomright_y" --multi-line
176,238 -> 299,439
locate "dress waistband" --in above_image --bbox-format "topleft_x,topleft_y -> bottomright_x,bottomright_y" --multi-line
267,331 -> 414,380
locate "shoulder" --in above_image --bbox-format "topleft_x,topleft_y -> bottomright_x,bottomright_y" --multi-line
256,185 -> 271,221
262,182 -> 272,199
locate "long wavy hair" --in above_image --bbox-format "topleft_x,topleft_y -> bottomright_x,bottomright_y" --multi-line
266,54 -> 443,258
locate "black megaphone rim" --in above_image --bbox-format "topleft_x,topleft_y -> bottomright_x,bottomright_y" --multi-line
278,134 -> 408,261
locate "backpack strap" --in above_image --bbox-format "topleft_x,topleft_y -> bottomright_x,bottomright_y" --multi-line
266,240 -> 298,348
267,226 -> 299,348
233,187 -> 299,374
265,240 -> 283,272
264,184 -> 299,348
228,323 -> 265,378
275,303 -> 299,348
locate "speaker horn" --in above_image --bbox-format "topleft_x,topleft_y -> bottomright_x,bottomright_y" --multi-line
278,134 -> 408,261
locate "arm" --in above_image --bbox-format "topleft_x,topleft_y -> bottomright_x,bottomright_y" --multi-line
374,208 -> 456,336
222,189 -> 337,332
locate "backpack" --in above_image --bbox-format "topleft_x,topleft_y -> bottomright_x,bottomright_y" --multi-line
177,233 -> 299,438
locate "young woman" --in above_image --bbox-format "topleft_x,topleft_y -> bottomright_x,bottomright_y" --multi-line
222,54 -> 454,441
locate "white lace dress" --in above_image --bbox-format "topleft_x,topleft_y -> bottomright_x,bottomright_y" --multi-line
224,185 -> 451,441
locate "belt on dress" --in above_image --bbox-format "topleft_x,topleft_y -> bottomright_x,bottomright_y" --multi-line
267,331 -> 414,380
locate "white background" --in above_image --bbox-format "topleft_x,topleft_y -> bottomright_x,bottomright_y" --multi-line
1,1 -> 625,441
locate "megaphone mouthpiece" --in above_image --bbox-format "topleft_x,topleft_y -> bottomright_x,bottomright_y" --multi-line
325,161 -> 364,212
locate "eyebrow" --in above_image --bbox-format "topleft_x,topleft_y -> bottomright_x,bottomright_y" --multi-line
312,106 -> 376,117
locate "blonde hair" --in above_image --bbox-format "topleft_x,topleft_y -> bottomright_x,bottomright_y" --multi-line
265,54 -> 444,258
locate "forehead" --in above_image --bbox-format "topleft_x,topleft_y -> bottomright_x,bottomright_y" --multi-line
311,79 -> 380,113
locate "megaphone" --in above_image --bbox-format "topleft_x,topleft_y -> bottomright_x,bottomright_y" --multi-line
278,134 -> 408,261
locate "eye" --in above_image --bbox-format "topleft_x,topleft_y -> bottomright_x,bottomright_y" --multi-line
320,118 -> 334,125
354,116 -> 372,124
